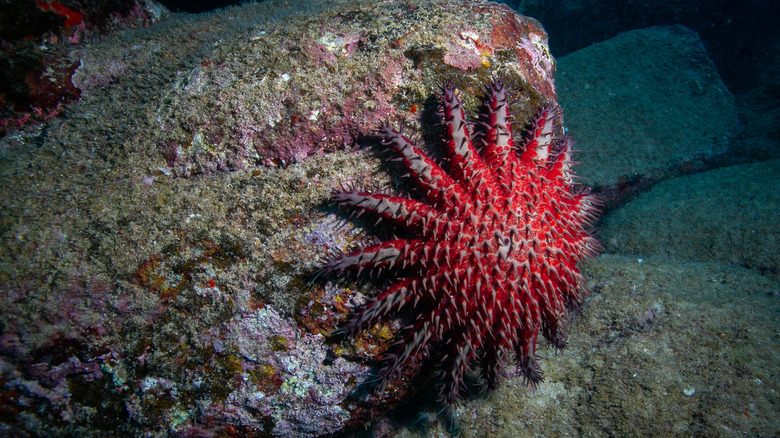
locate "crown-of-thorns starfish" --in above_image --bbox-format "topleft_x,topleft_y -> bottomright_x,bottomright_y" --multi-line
324,80 -> 601,402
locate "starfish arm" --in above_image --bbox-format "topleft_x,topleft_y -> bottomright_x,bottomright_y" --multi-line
323,239 -> 420,278
513,327 -> 544,386
574,193 -> 602,227
572,233 -> 603,260
476,292 -> 510,389
519,103 -> 560,164
436,323 -> 482,402
440,82 -> 489,196
478,81 -> 521,191
530,274 -> 568,348
345,276 -> 429,334
380,296 -> 452,388
480,301 -> 525,390
333,192 -> 445,236
324,237 -> 452,279
378,124 -> 469,212
545,134 -> 577,184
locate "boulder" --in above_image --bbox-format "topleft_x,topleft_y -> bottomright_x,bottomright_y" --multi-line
556,25 -> 740,187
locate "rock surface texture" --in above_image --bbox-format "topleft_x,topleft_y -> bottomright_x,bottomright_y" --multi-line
0,1 -> 568,436
556,25 -> 739,187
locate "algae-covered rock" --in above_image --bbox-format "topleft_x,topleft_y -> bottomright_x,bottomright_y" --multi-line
556,25 -> 740,187
600,159 -> 780,277
0,0 -> 566,436
151,0 -> 558,175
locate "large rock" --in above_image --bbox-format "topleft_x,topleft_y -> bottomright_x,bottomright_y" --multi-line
600,159 -> 780,277
0,0 -> 566,436
556,25 -> 740,187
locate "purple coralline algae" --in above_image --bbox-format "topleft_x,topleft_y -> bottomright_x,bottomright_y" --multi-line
126,305 -> 369,437
152,0 -> 556,175
216,307 -> 367,435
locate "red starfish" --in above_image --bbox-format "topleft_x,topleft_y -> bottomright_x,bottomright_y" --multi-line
326,81 -> 601,402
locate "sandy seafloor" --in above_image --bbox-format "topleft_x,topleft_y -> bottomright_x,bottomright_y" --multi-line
0,0 -> 778,437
